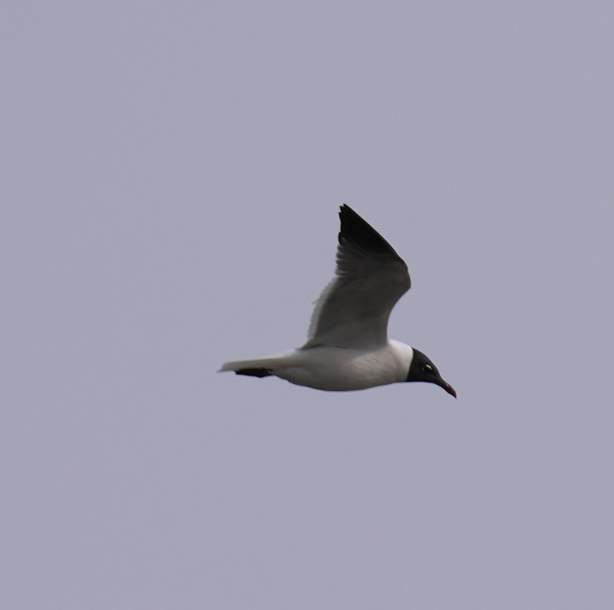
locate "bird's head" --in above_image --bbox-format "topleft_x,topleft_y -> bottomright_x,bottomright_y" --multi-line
406,348 -> 456,398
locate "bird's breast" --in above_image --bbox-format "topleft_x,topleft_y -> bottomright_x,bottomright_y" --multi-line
274,343 -> 411,391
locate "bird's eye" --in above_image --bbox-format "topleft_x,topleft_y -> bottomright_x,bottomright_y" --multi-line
422,364 -> 433,373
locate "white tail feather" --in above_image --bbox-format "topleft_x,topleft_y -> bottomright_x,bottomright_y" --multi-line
219,356 -> 285,373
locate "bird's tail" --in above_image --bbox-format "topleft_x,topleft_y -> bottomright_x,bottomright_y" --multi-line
219,355 -> 289,378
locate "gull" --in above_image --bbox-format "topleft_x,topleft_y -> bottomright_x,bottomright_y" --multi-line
219,205 -> 456,396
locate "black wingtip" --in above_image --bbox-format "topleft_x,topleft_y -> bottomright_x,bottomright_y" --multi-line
338,204 -> 399,256
235,368 -> 273,378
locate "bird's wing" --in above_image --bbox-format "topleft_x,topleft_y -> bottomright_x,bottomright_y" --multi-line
304,205 -> 411,349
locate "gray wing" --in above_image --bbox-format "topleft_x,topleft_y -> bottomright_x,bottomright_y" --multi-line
303,205 -> 411,349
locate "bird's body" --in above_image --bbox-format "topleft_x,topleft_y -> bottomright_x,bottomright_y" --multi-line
223,340 -> 414,391
220,205 -> 455,397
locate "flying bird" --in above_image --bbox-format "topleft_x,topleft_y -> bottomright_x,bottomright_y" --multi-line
220,205 -> 456,396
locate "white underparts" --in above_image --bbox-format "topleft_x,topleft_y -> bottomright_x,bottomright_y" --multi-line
221,340 -> 414,392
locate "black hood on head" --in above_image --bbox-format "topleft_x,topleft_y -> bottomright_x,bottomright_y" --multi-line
406,348 -> 456,398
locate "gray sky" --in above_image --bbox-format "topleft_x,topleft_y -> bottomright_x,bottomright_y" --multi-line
2,1 -> 613,608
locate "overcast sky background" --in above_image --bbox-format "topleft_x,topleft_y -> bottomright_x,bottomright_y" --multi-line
2,1 -> 613,608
